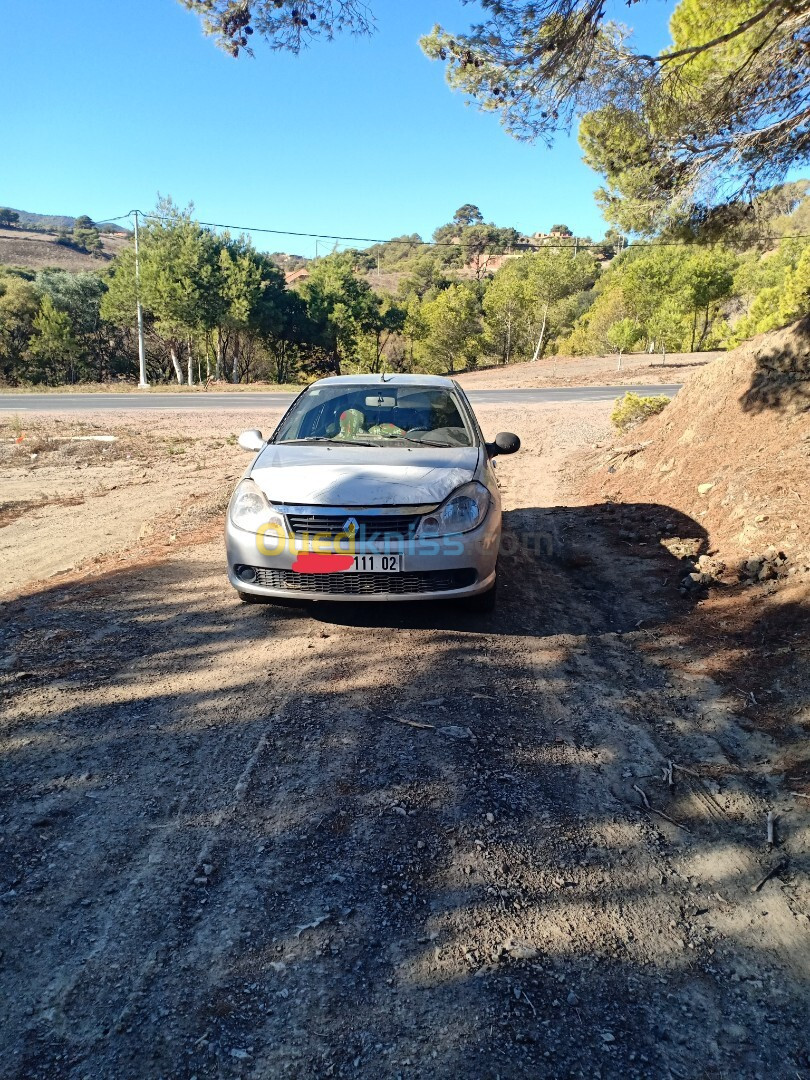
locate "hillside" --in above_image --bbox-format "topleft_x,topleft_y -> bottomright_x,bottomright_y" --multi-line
0,226 -> 130,271
573,319 -> 810,578
3,208 -> 127,231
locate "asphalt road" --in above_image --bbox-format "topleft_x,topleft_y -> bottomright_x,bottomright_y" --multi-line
0,384 -> 681,412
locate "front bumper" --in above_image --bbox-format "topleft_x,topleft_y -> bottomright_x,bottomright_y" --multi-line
225,510 -> 500,602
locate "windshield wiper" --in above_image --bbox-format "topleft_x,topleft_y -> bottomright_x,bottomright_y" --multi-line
280,437 -> 382,448
398,435 -> 460,448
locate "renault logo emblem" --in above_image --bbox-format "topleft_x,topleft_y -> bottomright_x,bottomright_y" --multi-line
343,517 -> 359,535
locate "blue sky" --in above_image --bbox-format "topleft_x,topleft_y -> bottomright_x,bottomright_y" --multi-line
2,0 -> 676,257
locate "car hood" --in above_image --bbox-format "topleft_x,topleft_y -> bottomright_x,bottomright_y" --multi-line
250,443 -> 480,506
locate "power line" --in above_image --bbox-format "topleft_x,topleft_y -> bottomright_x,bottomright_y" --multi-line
101,209 -> 810,253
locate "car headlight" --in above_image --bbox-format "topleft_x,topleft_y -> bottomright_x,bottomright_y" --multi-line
229,478 -> 287,534
418,481 -> 490,537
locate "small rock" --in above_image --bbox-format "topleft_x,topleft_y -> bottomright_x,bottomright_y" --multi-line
697,483 -> 714,495
485,813 -> 494,824
437,724 -> 473,741
567,991 -> 580,1006
502,939 -> 538,960
601,1032 -> 615,1044
230,1049 -> 250,1060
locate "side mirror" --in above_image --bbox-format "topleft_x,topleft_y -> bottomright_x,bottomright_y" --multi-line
237,429 -> 264,452
487,431 -> 520,457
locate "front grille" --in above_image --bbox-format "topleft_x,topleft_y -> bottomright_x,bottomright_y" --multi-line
285,513 -> 420,540
252,567 -> 477,596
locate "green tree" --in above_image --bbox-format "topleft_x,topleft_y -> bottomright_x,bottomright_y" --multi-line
0,208 -> 19,227
606,317 -> 642,371
419,1 -> 810,234
29,296 -> 81,384
453,204 -> 484,227
218,238 -> 285,382
71,215 -> 103,255
646,300 -> 687,364
482,250 -> 599,363
34,269 -> 119,381
673,248 -> 737,351
103,199 -> 223,383
402,294 -> 427,373
416,284 -> 482,374
0,272 -> 38,383
179,0 -> 375,56
298,252 -> 379,374
483,263 -> 528,364
181,1 -> 810,233
522,250 -> 599,359
355,295 -> 406,373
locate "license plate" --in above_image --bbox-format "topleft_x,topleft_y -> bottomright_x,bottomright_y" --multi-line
348,554 -> 403,572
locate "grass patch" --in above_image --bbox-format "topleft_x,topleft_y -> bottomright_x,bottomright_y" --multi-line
611,392 -> 671,432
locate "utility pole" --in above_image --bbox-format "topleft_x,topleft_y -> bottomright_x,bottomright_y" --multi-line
133,210 -> 149,388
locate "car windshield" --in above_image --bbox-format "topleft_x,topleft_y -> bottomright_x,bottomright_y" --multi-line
273,383 -> 474,448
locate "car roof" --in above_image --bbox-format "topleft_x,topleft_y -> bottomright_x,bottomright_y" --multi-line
312,373 -> 457,390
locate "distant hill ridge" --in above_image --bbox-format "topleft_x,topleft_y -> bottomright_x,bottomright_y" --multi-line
2,207 -> 128,232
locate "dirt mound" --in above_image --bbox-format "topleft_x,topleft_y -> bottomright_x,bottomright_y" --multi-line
574,318 -> 810,579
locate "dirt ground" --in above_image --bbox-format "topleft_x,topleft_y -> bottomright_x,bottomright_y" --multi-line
455,351 -> 722,390
0,226 -> 128,272
1,400 -> 809,1079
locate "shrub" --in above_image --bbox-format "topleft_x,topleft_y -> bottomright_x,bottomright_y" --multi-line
611,391 -> 671,431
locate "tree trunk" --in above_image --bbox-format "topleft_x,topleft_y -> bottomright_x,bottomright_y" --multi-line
186,336 -> 194,385
661,343 -> 666,366
170,346 -> 184,385
617,351 -> 623,372
215,329 -> 224,381
232,332 -> 240,383
690,307 -> 698,352
531,302 -> 549,362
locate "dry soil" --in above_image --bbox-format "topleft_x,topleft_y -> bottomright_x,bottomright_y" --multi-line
1,397 -> 808,1080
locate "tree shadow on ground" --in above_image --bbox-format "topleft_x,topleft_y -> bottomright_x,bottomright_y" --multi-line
306,502 -> 706,638
1,506 -> 809,1079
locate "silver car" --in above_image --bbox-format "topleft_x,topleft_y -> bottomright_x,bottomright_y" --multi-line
225,374 -> 520,610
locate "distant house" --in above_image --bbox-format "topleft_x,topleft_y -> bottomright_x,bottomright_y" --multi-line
285,268 -> 310,286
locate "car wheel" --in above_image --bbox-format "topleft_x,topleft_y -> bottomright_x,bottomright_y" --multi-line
461,580 -> 497,613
